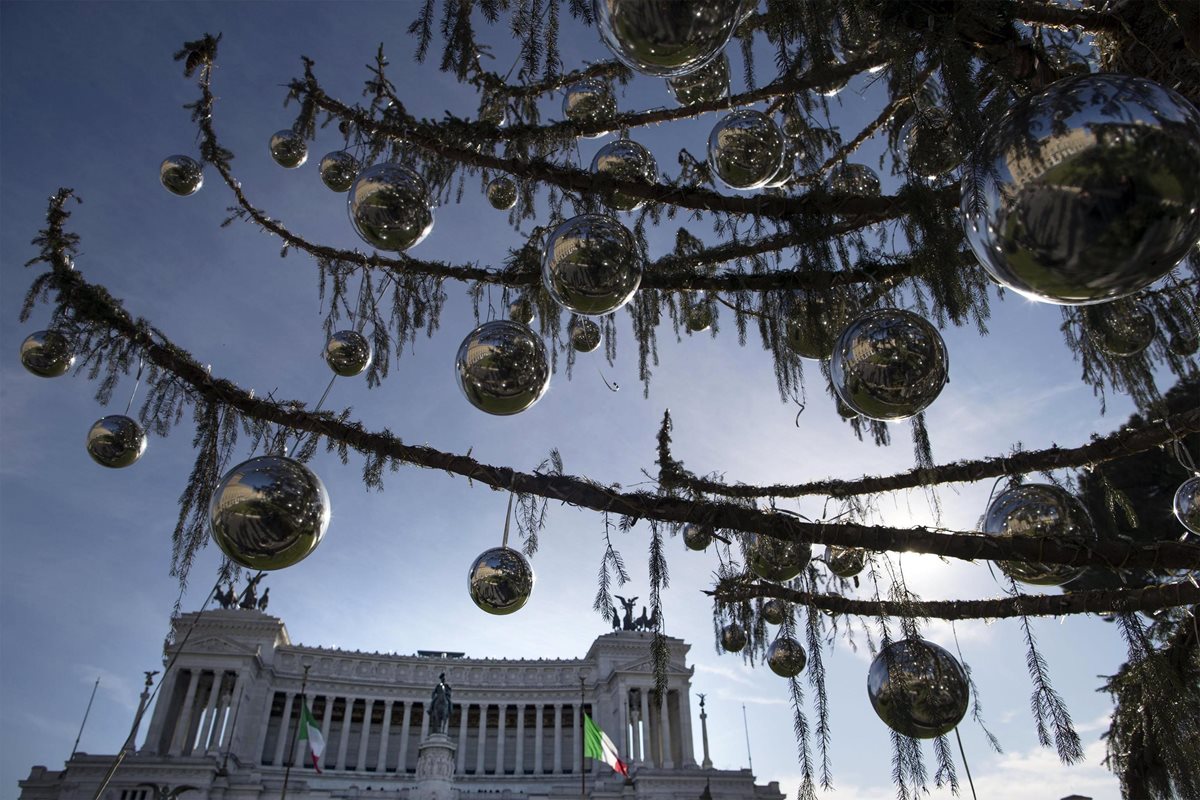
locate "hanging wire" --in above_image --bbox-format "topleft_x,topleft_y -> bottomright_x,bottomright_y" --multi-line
954,728 -> 979,800
501,490 -> 515,549
598,368 -> 619,391
123,358 -> 145,416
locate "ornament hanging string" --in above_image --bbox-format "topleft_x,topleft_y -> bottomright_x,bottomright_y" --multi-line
502,490 -> 515,549
124,358 -> 145,416
954,727 -> 978,800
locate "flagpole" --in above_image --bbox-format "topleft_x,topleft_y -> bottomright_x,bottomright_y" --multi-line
71,676 -> 101,757
579,675 -> 586,800
279,664 -> 310,800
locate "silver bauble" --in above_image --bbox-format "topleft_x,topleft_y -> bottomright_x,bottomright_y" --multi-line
720,622 -> 747,653
542,214 -> 642,316
685,303 -> 713,333
348,163 -> 434,252
746,533 -> 812,583
487,176 -> 518,210
707,110 -> 786,191
1174,476 -> 1200,536
319,151 -> 359,192
825,545 -> 866,578
982,483 -> 1093,586
562,79 -> 616,136
209,455 -> 331,571
761,598 -> 788,626
831,309 -> 949,422
1169,329 -> 1198,357
569,318 -> 603,353
595,0 -> 743,78
269,129 -> 308,168
868,639 -> 969,739
590,139 -> 658,212
86,415 -> 147,469
961,74 -> 1200,305
826,162 -> 881,196
455,320 -> 550,415
20,330 -> 75,377
784,292 -> 856,360
509,295 -> 536,326
160,155 -> 204,196
480,94 -> 507,126
468,546 -> 535,615
666,53 -> 730,106
902,110 -> 962,181
683,523 -> 713,551
324,330 -> 373,377
767,636 -> 807,677
835,397 -> 858,420
1084,300 -> 1156,357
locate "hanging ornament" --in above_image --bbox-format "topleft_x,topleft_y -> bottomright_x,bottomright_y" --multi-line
479,93 -> 507,126
542,214 -> 643,316
596,0 -> 743,78
569,317 -> 602,353
268,129 -> 308,168
830,309 -> 949,422
784,291 -> 856,360
319,151 -> 359,192
707,110 -> 787,191
508,295 -> 536,326
685,302 -> 713,333
455,320 -> 550,415
720,622 -> 747,653
1174,476 -> 1200,535
767,636 -> 807,677
745,533 -> 812,582
761,598 -> 787,625
683,523 -> 713,551
825,545 -> 865,578
20,330 -> 75,377
348,163 -> 434,252
666,53 -> 730,106
902,109 -> 962,182
1169,329 -> 1198,357
826,162 -> 881,196
961,74 -> 1200,305
159,155 -> 204,196
868,639 -> 970,739
85,415 -> 147,469
1084,300 -> 1157,357
324,330 -> 373,377
836,10 -> 882,69
209,455 -> 331,571
590,139 -> 658,212
468,546 -> 535,615
982,483 -> 1093,586
487,176 -> 518,210
562,79 -> 616,136
1043,45 -> 1091,78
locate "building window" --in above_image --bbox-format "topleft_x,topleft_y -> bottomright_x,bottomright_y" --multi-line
119,790 -> 149,800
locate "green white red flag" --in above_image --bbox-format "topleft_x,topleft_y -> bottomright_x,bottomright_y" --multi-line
583,713 -> 629,777
298,698 -> 325,772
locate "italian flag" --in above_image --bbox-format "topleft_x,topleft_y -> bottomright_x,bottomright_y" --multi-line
583,713 -> 629,777
298,698 -> 325,772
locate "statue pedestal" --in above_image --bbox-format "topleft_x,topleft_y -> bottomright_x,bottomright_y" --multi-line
413,733 -> 457,800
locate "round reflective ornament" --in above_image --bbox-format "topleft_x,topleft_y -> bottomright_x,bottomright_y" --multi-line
20,330 -> 75,377
961,74 -> 1200,305
595,0 -> 744,78
1175,476 -> 1200,535
784,292 -> 855,360
826,162 -> 881,196
831,309 -> 949,422
666,53 -> 730,106
767,636 -> 807,677
563,79 -> 616,136
479,94 -> 507,126
982,483 -> 1093,586
468,546 -> 535,615
268,129 -> 308,169
542,214 -> 642,316
209,455 -> 331,571
455,320 -> 550,416
86,415 -> 147,469
746,533 -> 812,582
835,397 -> 858,420
868,639 -> 969,739
683,523 -> 713,551
761,598 -> 787,626
569,318 -> 602,353
324,330 -> 373,377
1084,300 -> 1156,357
487,176 -> 518,210
720,622 -> 747,653
686,303 -> 713,333
509,296 -> 536,326
590,139 -> 657,212
902,110 -> 962,181
160,155 -> 204,196
825,545 -> 866,578
319,151 -> 359,192
348,163 -> 434,252
707,110 -> 786,191
1169,329 -> 1198,357
1044,45 -> 1091,78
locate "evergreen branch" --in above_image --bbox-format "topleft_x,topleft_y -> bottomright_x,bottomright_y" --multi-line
1010,0 -> 1122,33
1016,599 -> 1084,763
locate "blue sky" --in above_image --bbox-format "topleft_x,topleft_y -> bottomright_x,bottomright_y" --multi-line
0,3 -> 1168,799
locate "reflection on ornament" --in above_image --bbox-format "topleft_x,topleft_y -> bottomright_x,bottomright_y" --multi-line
455,320 -> 550,415
86,415 -> 147,468
685,303 -> 713,333
348,163 -> 434,252
708,110 -> 786,191
160,155 -> 204,196
746,533 -> 812,582
721,622 -> 747,653
835,397 -> 858,419
825,545 -> 865,578
468,546 -> 535,614
902,109 -> 962,182
596,0 -> 744,78
590,139 -> 657,212
569,318 -> 602,353
683,523 -> 713,551
826,162 -> 881,196
1084,300 -> 1156,357
542,214 -> 642,316
324,330 -> 373,377
209,455 -> 331,571
831,309 -> 949,422
666,53 -> 730,106
868,639 -> 969,739
784,291 -> 855,360
20,330 -> 75,377
1169,329 -> 1198,357
563,79 -> 616,137
767,636 -> 807,677
982,483 -> 1093,586
761,598 -> 787,625
319,151 -> 359,192
1044,45 -> 1091,78
962,74 -> 1200,305
479,94 -> 507,126
487,176 -> 518,210
509,296 -> 536,326
1175,476 -> 1200,535
269,129 -> 308,168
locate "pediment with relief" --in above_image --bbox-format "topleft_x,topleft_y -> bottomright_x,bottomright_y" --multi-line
613,654 -> 690,677
178,635 -> 259,657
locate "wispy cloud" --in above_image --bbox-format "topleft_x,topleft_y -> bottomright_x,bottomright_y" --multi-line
74,665 -> 139,712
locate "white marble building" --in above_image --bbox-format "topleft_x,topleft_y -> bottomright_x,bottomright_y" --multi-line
19,608 -> 784,800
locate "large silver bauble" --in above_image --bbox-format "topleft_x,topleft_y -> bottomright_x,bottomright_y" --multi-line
761,598 -> 788,626
830,309 -> 949,422
487,176 -> 518,210
683,523 -> 713,551
826,162 -> 881,196
1084,300 -> 1156,357
1174,476 -> 1200,536
825,545 -> 866,578
1169,329 -> 1198,357
562,79 -> 616,136
468,546 -> 535,615
509,296 -> 536,326
961,74 -> 1200,305
542,214 -> 642,316
746,533 -> 812,583
720,622 -> 747,653
767,636 -> 807,677
707,110 -> 786,191
160,155 -> 204,196
982,483 -> 1093,586
784,292 -> 856,360
455,320 -> 550,416
666,52 -> 730,106
348,163 -> 434,252
902,110 -> 962,182
269,130 -> 308,168
86,415 -> 147,469
868,639 -> 969,739
685,303 -> 713,333
209,455 -> 331,571
20,330 -> 75,377
319,151 -> 359,192
324,330 -> 373,377
590,139 -> 658,212
569,318 -> 602,353
595,0 -> 743,78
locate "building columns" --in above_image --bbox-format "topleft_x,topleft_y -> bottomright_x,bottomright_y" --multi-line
168,669 -> 202,756
553,703 -> 563,774
273,692 -> 296,766
475,703 -> 490,775
219,671 -> 247,754
619,688 -> 631,764
514,704 -> 525,775
572,702 -> 582,773
196,672 -> 221,755
638,689 -> 651,766
678,689 -> 696,767
356,699 -> 374,770
398,701 -> 413,773
335,697 -> 353,770
534,703 -> 544,774
377,700 -> 394,772
660,690 -> 674,769
318,695 -> 335,770
456,703 -> 469,774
